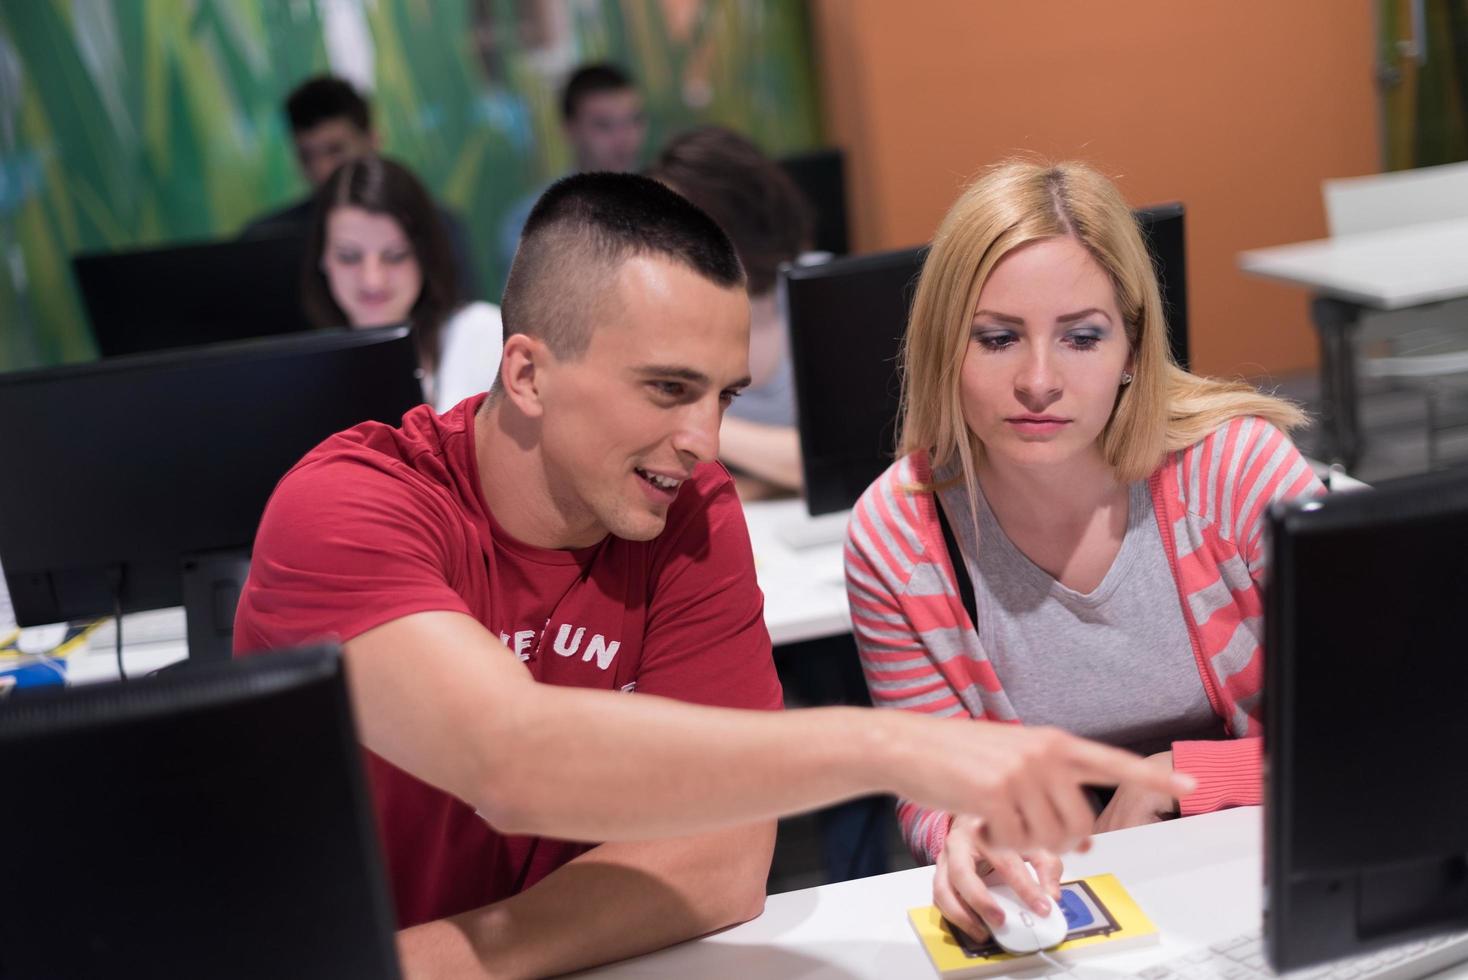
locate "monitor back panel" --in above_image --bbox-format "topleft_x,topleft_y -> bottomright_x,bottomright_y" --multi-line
785,246 -> 926,516
778,148 -> 850,257
1265,470 -> 1468,970
74,235 -> 312,358
0,327 -> 423,624
0,647 -> 401,978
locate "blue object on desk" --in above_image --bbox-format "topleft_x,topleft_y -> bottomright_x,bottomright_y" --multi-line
1059,888 -> 1096,929
0,660 -> 66,689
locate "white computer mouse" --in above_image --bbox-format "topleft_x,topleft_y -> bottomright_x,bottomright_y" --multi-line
983,874 -> 1069,955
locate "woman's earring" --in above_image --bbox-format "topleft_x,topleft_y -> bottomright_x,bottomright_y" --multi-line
1121,371 -> 1134,386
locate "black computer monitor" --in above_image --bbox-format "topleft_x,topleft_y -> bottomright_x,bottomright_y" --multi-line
0,326 -> 423,661
786,205 -> 1191,516
1265,469 -> 1468,971
785,245 -> 925,516
1136,202 -> 1189,371
74,234 -> 312,357
778,147 -> 850,256
0,645 -> 402,979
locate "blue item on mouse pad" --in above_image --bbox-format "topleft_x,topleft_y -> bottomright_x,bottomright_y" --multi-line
1058,888 -> 1095,929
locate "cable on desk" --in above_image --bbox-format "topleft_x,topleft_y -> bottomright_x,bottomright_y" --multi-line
107,565 -> 126,682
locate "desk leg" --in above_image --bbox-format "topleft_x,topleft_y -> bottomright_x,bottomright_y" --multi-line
1310,297 -> 1364,471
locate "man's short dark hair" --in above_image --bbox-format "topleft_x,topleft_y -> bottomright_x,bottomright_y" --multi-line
500,172 -> 744,362
286,75 -> 371,134
560,63 -> 635,121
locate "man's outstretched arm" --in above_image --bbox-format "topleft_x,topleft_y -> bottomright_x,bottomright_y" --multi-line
346,610 -> 1194,852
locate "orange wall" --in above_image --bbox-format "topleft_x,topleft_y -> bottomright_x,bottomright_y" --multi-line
809,1 -> 1380,378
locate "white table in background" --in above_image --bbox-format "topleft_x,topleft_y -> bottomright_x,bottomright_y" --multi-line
1238,218 -> 1468,469
742,498 -> 853,647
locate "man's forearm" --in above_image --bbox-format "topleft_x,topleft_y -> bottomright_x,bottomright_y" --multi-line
396,822 -> 775,979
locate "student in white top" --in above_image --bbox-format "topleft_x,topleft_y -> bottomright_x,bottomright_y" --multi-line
303,155 -> 503,411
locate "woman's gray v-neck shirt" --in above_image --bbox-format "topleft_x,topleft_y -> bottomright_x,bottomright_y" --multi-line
938,478 -> 1225,756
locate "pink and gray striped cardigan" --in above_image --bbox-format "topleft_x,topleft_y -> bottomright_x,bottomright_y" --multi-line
844,416 -> 1325,863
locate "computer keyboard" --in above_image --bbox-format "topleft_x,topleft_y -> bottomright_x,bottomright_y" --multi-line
1134,927 -> 1468,980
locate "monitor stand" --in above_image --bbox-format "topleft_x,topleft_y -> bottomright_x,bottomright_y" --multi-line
180,549 -> 251,663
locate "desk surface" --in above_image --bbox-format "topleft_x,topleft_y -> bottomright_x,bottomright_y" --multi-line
1237,218 -> 1468,310
743,498 -> 852,647
578,807 -> 1468,979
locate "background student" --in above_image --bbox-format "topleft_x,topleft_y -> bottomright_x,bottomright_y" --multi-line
846,159 -> 1321,945
647,125 -> 808,498
496,62 -> 649,284
303,155 -> 502,412
243,74 -> 480,299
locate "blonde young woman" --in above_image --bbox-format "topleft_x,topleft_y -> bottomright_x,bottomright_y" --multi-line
844,160 -> 1322,944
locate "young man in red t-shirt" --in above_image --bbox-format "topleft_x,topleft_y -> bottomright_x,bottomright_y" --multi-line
236,173 -> 1190,977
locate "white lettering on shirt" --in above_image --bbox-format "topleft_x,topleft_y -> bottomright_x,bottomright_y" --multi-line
546,622 -> 622,670
583,632 -> 621,670
553,624 -> 586,657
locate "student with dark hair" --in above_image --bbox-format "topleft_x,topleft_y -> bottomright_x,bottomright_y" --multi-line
647,125 -> 813,497
495,62 -> 648,288
303,155 -> 501,410
242,74 -> 480,298
559,62 -> 647,174
235,172 -> 1186,978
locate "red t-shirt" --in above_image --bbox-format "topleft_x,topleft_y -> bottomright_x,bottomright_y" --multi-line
234,396 -> 782,927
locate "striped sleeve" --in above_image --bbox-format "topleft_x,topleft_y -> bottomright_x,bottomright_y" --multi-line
845,458 -> 962,862
1208,417 -> 1325,580
1173,736 -> 1262,815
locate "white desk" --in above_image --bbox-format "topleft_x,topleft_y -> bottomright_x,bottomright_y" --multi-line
63,608 -> 188,684
743,498 -> 852,647
1238,218 -> 1468,469
578,807 -> 1466,978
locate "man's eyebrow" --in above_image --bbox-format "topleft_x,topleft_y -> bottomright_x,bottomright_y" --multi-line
631,364 -> 753,391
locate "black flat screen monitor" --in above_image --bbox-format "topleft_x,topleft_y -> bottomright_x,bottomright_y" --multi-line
786,204 -> 1190,516
778,147 -> 850,256
1265,469 -> 1468,971
785,245 -> 925,516
74,234 -> 312,357
0,645 -> 402,979
1137,202 -> 1189,371
0,326 -> 423,661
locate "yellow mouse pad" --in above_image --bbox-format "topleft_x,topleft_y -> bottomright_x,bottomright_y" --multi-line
908,873 -> 1159,978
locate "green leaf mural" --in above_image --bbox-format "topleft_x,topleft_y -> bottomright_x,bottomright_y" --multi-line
0,0 -> 822,370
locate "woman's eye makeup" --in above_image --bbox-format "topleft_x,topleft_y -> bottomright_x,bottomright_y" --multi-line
1066,326 -> 1105,350
973,329 -> 1017,350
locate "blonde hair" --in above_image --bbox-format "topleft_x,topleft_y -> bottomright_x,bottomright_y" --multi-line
899,159 -> 1306,491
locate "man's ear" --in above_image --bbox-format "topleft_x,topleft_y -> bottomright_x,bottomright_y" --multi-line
367,128 -> 381,153
499,333 -> 551,419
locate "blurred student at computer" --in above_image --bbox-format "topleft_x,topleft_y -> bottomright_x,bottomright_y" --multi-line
846,159 -> 1322,946
242,75 -> 480,298
302,156 -> 501,412
647,126 -> 810,499
237,172 -> 1188,978
496,63 -> 648,284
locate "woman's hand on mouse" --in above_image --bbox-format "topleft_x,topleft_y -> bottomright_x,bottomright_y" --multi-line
933,813 -> 1062,943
